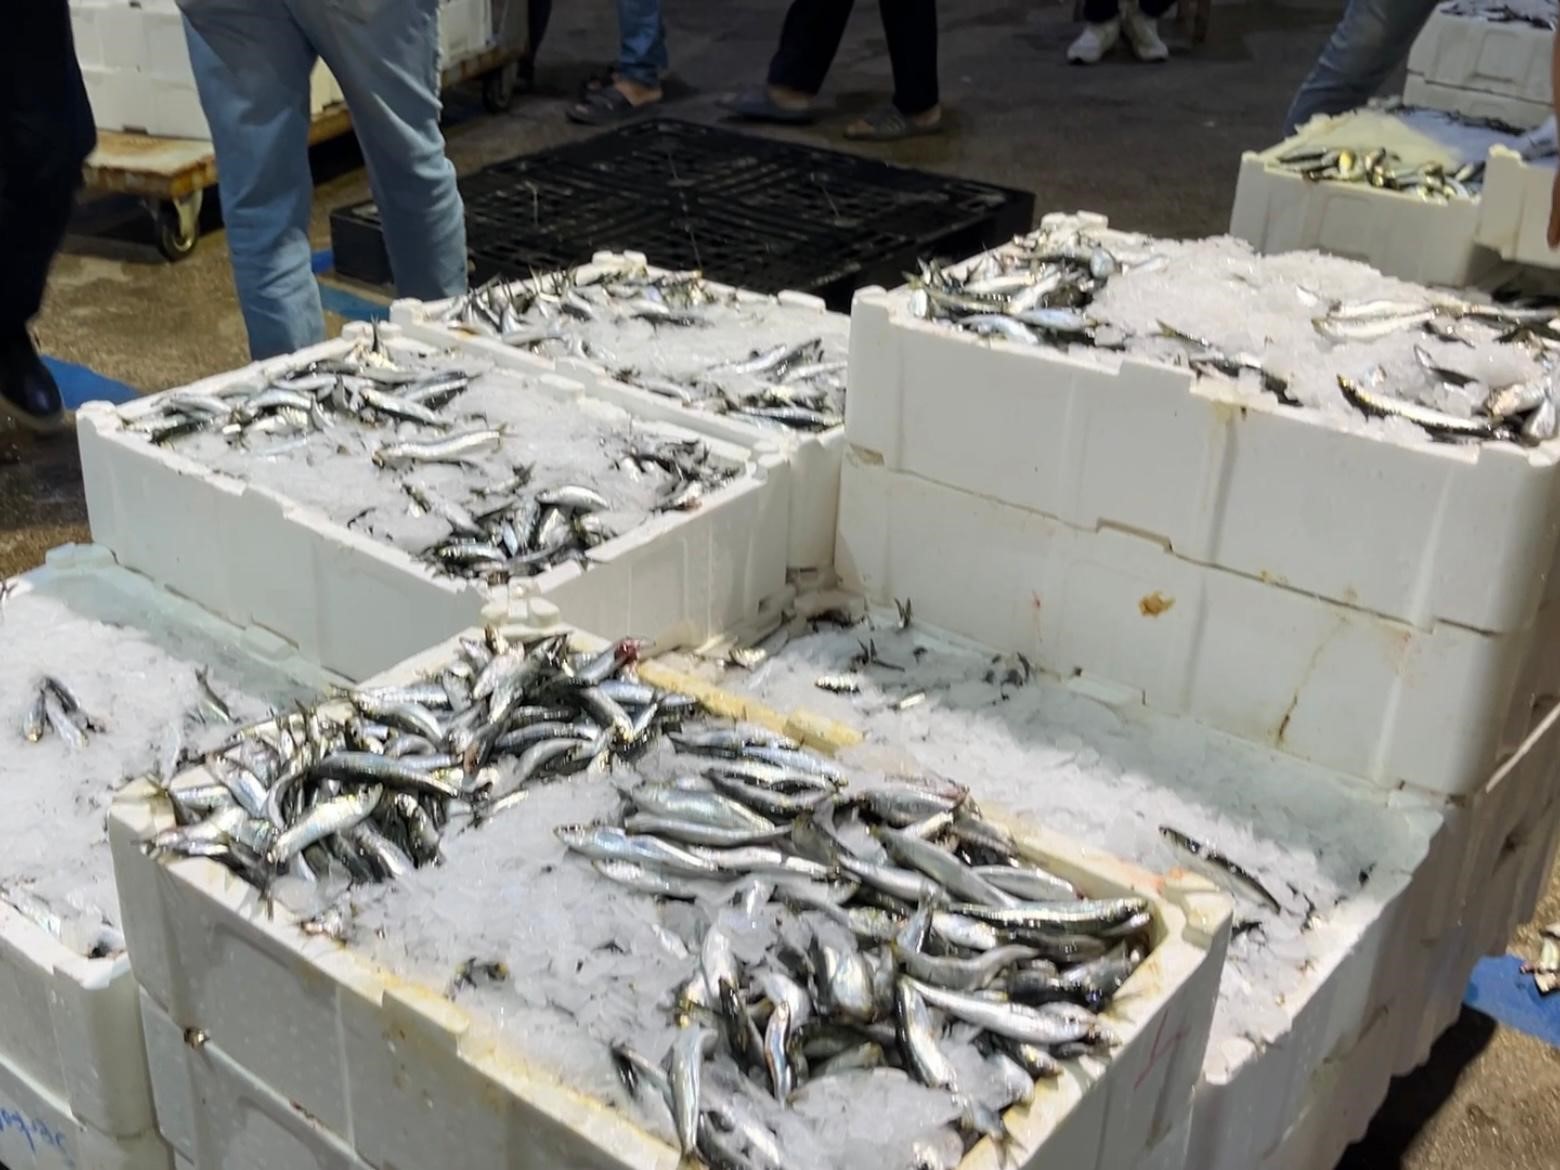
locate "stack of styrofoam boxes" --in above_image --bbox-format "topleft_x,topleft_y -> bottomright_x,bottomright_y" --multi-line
838,212 -> 1560,1170
75,323 -> 791,682
105,614 -> 1234,1170
1228,104 -> 1508,285
392,255 -> 852,581
69,0 -> 342,141
1406,0 -> 1555,129
0,544 -> 336,1170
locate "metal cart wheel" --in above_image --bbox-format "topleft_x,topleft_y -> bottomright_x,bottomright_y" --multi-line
150,191 -> 203,262
482,60 -> 520,113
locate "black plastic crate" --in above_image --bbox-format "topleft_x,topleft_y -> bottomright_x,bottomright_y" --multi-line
329,120 -> 1034,310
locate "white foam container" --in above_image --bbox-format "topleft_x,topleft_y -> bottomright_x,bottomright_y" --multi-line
1185,701 -> 1560,1170
391,255 -> 851,574
0,544 -> 333,1157
1406,5 -> 1555,110
1473,144 -> 1560,269
1403,74 -> 1551,130
0,1051 -> 170,1170
77,325 -> 789,682
835,447 -> 1554,797
107,617 -> 1232,1170
1227,111 -> 1495,285
140,993 -> 371,1170
847,220 -> 1560,641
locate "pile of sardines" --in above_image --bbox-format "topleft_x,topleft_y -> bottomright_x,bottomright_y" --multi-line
912,221 -> 1560,444
154,626 -> 1147,1169
151,630 -> 685,887
441,260 -> 846,432
1274,145 -> 1482,200
122,332 -> 738,583
573,734 -> 1148,1169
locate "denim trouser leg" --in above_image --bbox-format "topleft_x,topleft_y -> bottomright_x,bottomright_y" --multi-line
616,0 -> 668,87
297,0 -> 467,304
181,3 -> 321,360
180,0 -> 466,359
1284,0 -> 1444,135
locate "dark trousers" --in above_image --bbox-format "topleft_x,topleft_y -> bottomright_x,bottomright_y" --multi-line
1082,0 -> 1175,21
0,1 -> 96,336
767,0 -> 939,117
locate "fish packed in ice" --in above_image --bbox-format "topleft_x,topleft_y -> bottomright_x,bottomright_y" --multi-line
120,330 -> 742,584
1433,0 -> 1556,29
910,212 -> 1560,444
149,625 -> 1151,1169
441,256 -> 849,433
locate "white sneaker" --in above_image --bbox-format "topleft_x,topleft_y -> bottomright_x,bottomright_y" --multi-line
1121,5 -> 1170,62
1067,20 -> 1120,65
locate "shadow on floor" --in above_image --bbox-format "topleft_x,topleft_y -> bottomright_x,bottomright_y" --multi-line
1336,1009 -> 1499,1168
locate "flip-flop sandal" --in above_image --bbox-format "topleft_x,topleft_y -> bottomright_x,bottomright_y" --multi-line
578,63 -> 617,98
844,106 -> 942,142
719,86 -> 817,126
566,86 -> 658,126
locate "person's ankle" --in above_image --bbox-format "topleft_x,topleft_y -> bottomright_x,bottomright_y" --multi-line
766,85 -> 813,111
614,77 -> 662,105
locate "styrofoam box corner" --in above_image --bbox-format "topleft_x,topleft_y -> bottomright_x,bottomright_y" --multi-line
140,992 -> 371,1170
844,275 -> 1560,639
79,338 -> 787,680
1474,145 -> 1560,270
1228,112 -> 1492,286
392,264 -> 851,573
1407,8 -> 1555,107
0,1049 -> 170,1170
835,450 -> 1543,796
109,638 -> 1231,1170
1,547 -> 341,1150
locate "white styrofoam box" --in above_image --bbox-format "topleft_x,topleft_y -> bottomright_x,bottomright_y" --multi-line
140,993 -> 371,1170
1397,698 -> 1560,947
847,274 -> 1560,642
1254,1004 -> 1401,1170
1133,1116 -> 1189,1170
1228,109 -> 1495,285
835,449 -> 1548,797
1407,4 -> 1555,108
1474,144 -> 1560,268
77,326 -> 789,681
1403,74 -> 1552,130
439,0 -> 495,62
0,544 -> 338,1147
107,624 -> 1231,1170
0,1051 -> 170,1170
393,262 -> 851,574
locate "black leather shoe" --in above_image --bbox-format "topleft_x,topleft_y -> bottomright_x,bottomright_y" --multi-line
0,331 -> 68,434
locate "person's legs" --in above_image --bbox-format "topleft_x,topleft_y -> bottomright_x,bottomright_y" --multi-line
767,0 -> 856,97
300,0 -> 466,305
1284,0 -> 1443,134
181,1 -> 320,360
0,0 -> 95,429
615,0 -> 667,89
878,0 -> 939,117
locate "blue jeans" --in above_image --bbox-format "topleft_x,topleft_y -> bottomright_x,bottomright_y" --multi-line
1284,0 -> 1443,135
617,0 -> 667,87
179,0 -> 467,360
